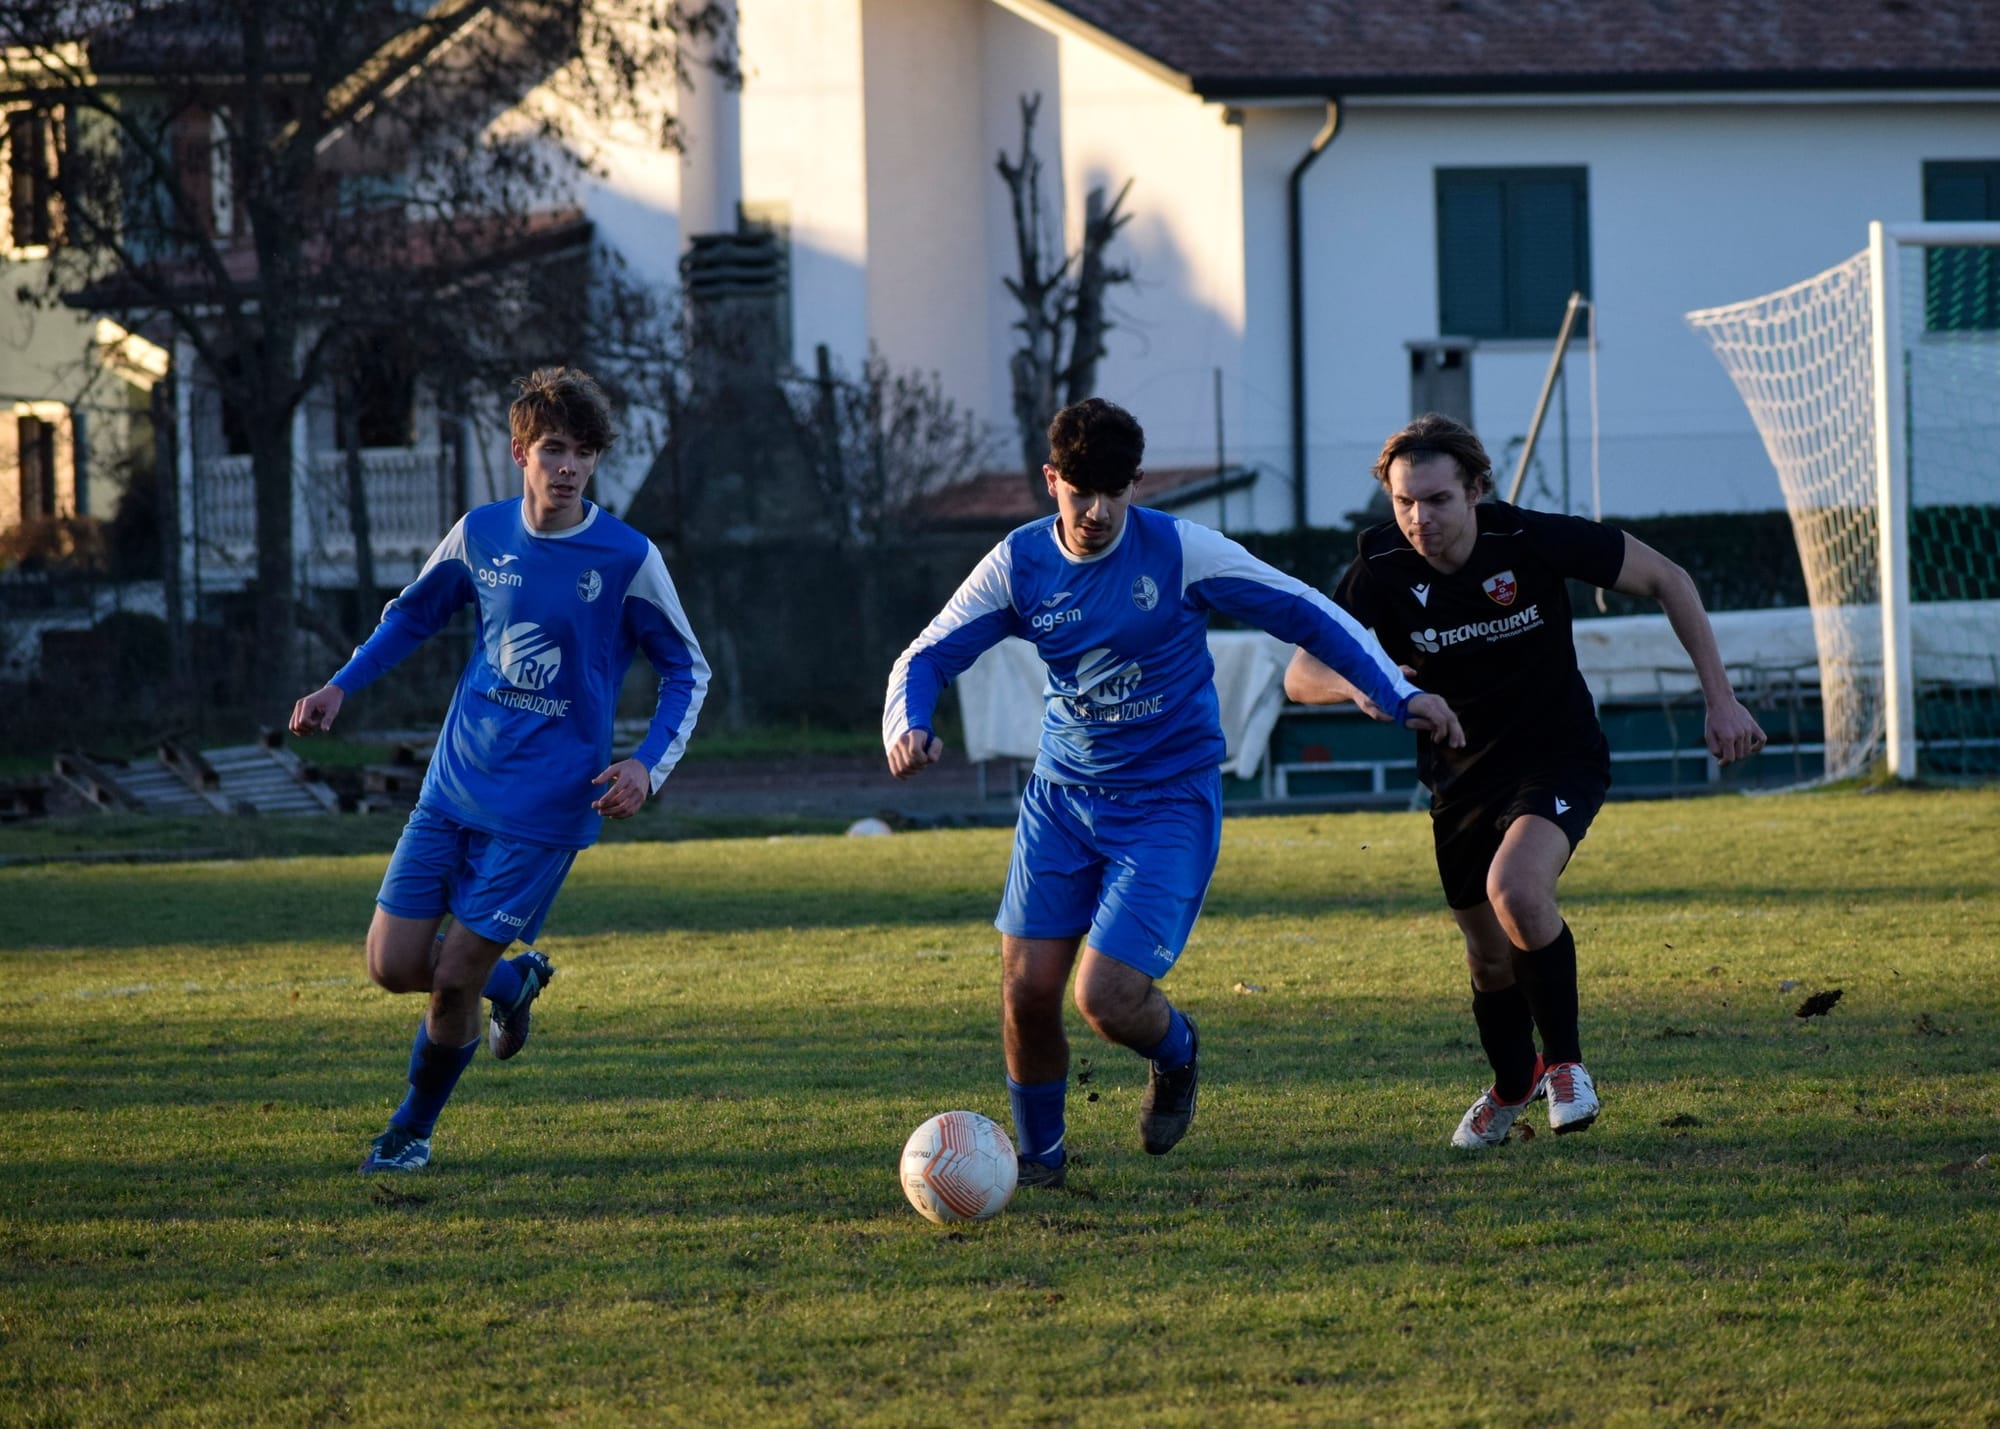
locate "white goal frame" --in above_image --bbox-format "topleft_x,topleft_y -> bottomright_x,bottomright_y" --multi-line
1869,221 -> 2000,778
1691,221 -> 2000,783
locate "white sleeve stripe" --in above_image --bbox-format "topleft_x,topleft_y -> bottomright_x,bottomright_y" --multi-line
905,543 -> 1014,659
883,542 -> 1015,748
1175,519 -> 1300,597
627,545 -> 681,613
1177,520 -> 1420,705
424,517 -> 471,577
647,648 -> 709,791
630,545 -> 711,791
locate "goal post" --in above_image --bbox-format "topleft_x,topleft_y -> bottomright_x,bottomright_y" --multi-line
1688,220 -> 2000,784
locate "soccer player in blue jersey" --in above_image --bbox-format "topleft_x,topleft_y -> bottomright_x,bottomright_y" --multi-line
289,367 -> 709,1173
885,398 -> 1465,1188
1285,414 -> 1764,1149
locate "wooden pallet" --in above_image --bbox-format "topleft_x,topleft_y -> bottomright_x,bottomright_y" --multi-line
196,736 -> 341,816
49,732 -> 343,817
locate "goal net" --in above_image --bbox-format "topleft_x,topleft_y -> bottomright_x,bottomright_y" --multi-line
1686,223 -> 2000,783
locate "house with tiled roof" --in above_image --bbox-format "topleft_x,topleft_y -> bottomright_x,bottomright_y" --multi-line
688,0 -> 1999,529
11,0 -> 1996,580
0,4 -> 617,606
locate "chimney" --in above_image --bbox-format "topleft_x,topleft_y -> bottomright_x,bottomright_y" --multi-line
677,0 -> 742,248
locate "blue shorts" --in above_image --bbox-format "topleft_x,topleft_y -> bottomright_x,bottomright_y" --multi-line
377,804 -> 578,946
995,771 -> 1224,979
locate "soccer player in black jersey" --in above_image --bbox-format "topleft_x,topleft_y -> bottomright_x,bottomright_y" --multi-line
1285,414 -> 1766,1148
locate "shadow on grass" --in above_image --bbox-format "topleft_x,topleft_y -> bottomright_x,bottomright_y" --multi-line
17,864 -> 1975,952
8,984 -> 1994,1236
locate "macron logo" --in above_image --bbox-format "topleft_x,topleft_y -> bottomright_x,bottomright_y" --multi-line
1412,583 -> 1431,607
1555,797 -> 1571,816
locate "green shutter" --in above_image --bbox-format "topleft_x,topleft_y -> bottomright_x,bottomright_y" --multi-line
1437,167 -> 1589,340
1922,161 -> 2000,331
1437,172 -> 1507,338
1509,172 -> 1588,339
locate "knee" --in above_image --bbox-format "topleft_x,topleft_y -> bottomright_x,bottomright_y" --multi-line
1072,970 -> 1146,1040
1001,944 -> 1070,1016
1486,879 -> 1553,947
1004,965 -> 1066,1023
430,942 -> 495,1000
1462,939 -> 1513,991
365,938 -> 428,994
1071,982 -> 1112,1038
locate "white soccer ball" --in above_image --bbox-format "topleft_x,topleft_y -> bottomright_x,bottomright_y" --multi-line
899,1110 -> 1019,1225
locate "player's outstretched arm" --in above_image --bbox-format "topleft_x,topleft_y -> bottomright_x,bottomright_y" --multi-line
1612,534 -> 1767,766
1284,648 -> 1390,718
289,683 -> 345,737
591,757 -> 651,819
298,523 -> 476,730
1285,649 -> 1461,744
883,540 -> 1017,781
888,729 -> 944,780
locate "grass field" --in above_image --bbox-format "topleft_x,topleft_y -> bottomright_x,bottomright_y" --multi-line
6,787 -> 1998,1425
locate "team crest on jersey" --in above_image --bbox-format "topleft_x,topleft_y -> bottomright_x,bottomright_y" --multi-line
1482,570 -> 1518,606
576,569 -> 603,603
1131,575 -> 1159,611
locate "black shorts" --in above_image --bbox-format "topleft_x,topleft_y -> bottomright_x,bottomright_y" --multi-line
1430,765 -> 1610,911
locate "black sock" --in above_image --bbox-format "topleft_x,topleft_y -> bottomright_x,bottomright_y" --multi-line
1516,923 -> 1581,1066
1471,982 -> 1539,1103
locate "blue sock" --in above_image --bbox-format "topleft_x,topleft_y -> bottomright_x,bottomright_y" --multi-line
1007,1076 -> 1067,1167
388,1021 -> 480,1138
481,954 -> 526,1009
1143,1008 -> 1194,1071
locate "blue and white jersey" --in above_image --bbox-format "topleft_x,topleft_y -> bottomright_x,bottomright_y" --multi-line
332,498 -> 708,849
884,505 -> 1420,788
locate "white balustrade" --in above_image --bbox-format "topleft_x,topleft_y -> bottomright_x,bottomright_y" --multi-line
196,447 -> 451,572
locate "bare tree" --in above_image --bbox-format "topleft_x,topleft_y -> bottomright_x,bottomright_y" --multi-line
783,344 -> 994,547
1,0 -> 729,709
995,92 -> 1133,510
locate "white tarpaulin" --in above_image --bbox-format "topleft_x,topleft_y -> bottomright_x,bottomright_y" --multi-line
956,603 -> 2000,777
1573,601 -> 2000,700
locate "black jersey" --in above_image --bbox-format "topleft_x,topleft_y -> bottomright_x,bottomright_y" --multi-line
1332,501 -> 1627,797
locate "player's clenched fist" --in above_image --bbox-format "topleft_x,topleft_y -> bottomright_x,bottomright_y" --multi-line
1705,697 -> 1767,767
290,683 -> 344,737
888,729 -> 943,779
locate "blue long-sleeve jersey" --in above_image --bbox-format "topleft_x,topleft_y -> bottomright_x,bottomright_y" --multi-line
332,499 -> 708,849
884,506 -> 1420,788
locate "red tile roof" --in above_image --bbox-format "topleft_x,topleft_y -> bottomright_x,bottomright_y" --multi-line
66,208 -> 591,312
918,465 -> 1246,529
1038,0 -> 2000,97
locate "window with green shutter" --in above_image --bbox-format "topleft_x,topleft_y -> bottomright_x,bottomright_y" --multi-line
1436,168 -> 1590,340
1922,160 -> 2000,332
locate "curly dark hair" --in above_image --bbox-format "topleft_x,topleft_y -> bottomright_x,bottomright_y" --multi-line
509,367 -> 617,453
1371,413 -> 1491,495
1047,397 -> 1144,493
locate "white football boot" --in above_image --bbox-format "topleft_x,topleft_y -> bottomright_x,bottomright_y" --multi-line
1451,1074 -> 1541,1150
1542,1061 -> 1601,1135
1456,1048 -> 1544,1152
